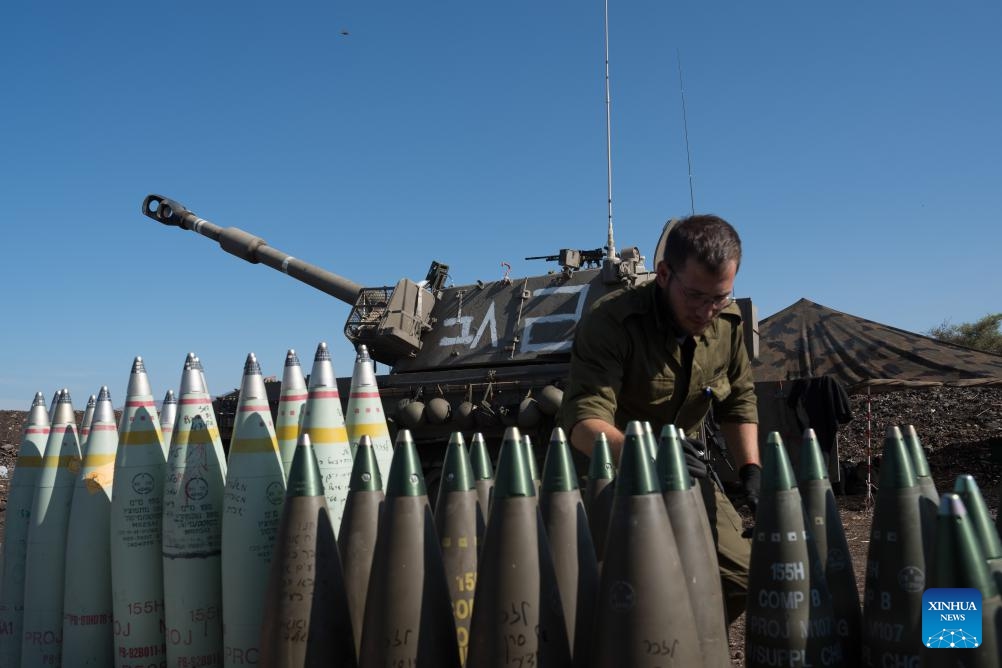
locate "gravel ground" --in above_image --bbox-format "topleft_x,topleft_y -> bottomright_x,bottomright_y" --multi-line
1,385 -> 1000,666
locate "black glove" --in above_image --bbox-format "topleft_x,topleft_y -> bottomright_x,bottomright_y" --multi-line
680,438 -> 708,481
739,463 -> 762,513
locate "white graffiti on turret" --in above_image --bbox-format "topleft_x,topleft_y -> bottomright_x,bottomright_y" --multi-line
441,302 -> 498,348
521,285 -> 590,353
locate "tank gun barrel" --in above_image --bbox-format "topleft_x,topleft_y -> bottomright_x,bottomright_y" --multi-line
141,194 -> 363,306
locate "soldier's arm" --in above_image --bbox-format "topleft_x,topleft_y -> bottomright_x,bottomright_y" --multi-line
721,421 -> 759,468
570,419 -> 625,461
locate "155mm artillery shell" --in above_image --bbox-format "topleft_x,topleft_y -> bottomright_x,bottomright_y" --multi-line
111,357 -> 167,667
301,342 -> 354,534
276,349 -> 307,479
862,426 -> 926,667
160,389 -> 177,457
434,432 -> 481,665
21,390 -> 81,666
657,424 -> 728,668
162,354 -> 227,667
467,426 -> 571,668
259,434 -> 356,668
797,428 -> 860,664
222,353 -> 286,666
954,475 -> 1002,595
63,386 -> 118,666
583,432 -> 615,564
345,345 -> 394,486
469,432 -> 494,525
0,392 -> 49,668
592,421 -> 701,667
338,434 -> 384,658
539,427 -> 597,667
746,432 -> 840,668
358,431 -> 461,668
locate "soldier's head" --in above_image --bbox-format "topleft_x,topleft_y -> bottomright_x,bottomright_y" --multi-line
655,214 -> 741,336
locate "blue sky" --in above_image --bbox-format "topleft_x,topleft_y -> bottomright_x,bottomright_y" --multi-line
1,2 -> 999,410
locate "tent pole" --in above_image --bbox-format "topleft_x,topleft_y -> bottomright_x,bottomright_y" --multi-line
865,385 -> 873,506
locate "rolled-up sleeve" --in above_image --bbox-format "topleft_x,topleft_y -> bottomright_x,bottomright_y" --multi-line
559,307 -> 629,431
715,323 -> 758,424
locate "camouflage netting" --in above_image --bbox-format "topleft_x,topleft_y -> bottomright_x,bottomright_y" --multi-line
752,299 -> 1002,392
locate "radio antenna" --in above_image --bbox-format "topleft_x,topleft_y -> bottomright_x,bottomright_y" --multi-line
677,49 -> 696,215
603,0 -> 616,259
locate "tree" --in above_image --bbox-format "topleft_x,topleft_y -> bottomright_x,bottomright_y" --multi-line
928,313 -> 1002,354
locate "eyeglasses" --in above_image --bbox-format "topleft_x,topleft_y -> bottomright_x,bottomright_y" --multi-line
669,268 -> 735,311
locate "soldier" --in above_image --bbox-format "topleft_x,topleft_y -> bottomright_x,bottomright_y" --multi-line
560,213 -> 760,624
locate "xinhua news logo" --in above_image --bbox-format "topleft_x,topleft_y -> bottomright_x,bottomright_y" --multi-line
922,588 -> 982,649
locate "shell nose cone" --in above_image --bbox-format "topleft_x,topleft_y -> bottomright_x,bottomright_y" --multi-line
386,430 -> 426,498
762,431 -> 797,493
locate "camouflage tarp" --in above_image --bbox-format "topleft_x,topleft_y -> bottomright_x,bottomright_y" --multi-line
752,299 -> 1002,393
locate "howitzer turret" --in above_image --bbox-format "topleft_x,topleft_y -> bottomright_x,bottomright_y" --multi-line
141,195 -> 757,464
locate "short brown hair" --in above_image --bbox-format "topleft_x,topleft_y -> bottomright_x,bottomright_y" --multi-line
663,214 -> 742,273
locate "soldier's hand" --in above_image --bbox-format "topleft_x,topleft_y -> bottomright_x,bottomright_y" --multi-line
680,438 -> 708,480
739,463 -> 762,513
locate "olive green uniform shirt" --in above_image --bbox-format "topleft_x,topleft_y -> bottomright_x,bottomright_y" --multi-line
560,279 -> 758,436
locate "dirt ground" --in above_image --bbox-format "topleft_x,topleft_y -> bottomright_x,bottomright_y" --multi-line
1,385 -> 1000,665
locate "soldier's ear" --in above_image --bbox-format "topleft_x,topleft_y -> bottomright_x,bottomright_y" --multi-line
655,260 -> 670,288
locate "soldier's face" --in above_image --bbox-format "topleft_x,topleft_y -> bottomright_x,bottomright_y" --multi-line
656,258 -> 737,336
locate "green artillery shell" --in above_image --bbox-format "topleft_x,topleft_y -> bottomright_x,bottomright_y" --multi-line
954,475 -> 1002,595
0,392 -> 48,668
641,421 -> 658,463
338,434 -> 384,658
469,432 -> 494,526
862,426 -> 927,667
301,342 -> 354,534
583,432 -> 615,564
797,428 -> 861,664
78,393 -> 96,450
466,426 -> 572,668
522,434 -> 542,499
160,389 -> 177,458
345,345 -> 394,486
539,427 -> 598,667
358,431 -> 461,668
276,349 -> 307,480
112,357 -> 168,667
924,494 -> 1001,666
592,421 -> 702,667
259,433 -> 357,668
162,354 -> 227,667
222,354 -> 286,666
746,432 -> 841,668
656,424 -> 728,668
434,432 -> 480,665
902,424 -> 940,505
63,386 -> 118,666
21,389 -> 81,666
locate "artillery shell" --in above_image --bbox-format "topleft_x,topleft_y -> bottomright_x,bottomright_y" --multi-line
469,432 -> 494,525
539,426 -> 598,667
862,426 -> 927,666
276,349 -> 307,479
78,393 -> 96,450
434,432 -> 481,665
583,432 -> 615,563
467,426 -> 571,668
358,431 -> 461,668
345,345 -> 394,487
259,433 -> 356,668
62,386 -> 118,666
301,341 -> 354,534
21,389 -> 81,666
923,493 -> 1001,666
657,424 -> 728,668
522,434 -> 541,499
592,421 -> 701,667
160,389 -> 177,457
746,432 -> 841,668
338,434 -> 384,658
953,475 -> 1002,595
222,353 -> 286,666
162,353 -> 227,667
111,357 -> 167,666
0,392 -> 49,668
797,428 -> 861,664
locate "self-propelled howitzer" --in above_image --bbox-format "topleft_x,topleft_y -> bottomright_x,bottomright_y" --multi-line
141,194 -> 757,460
